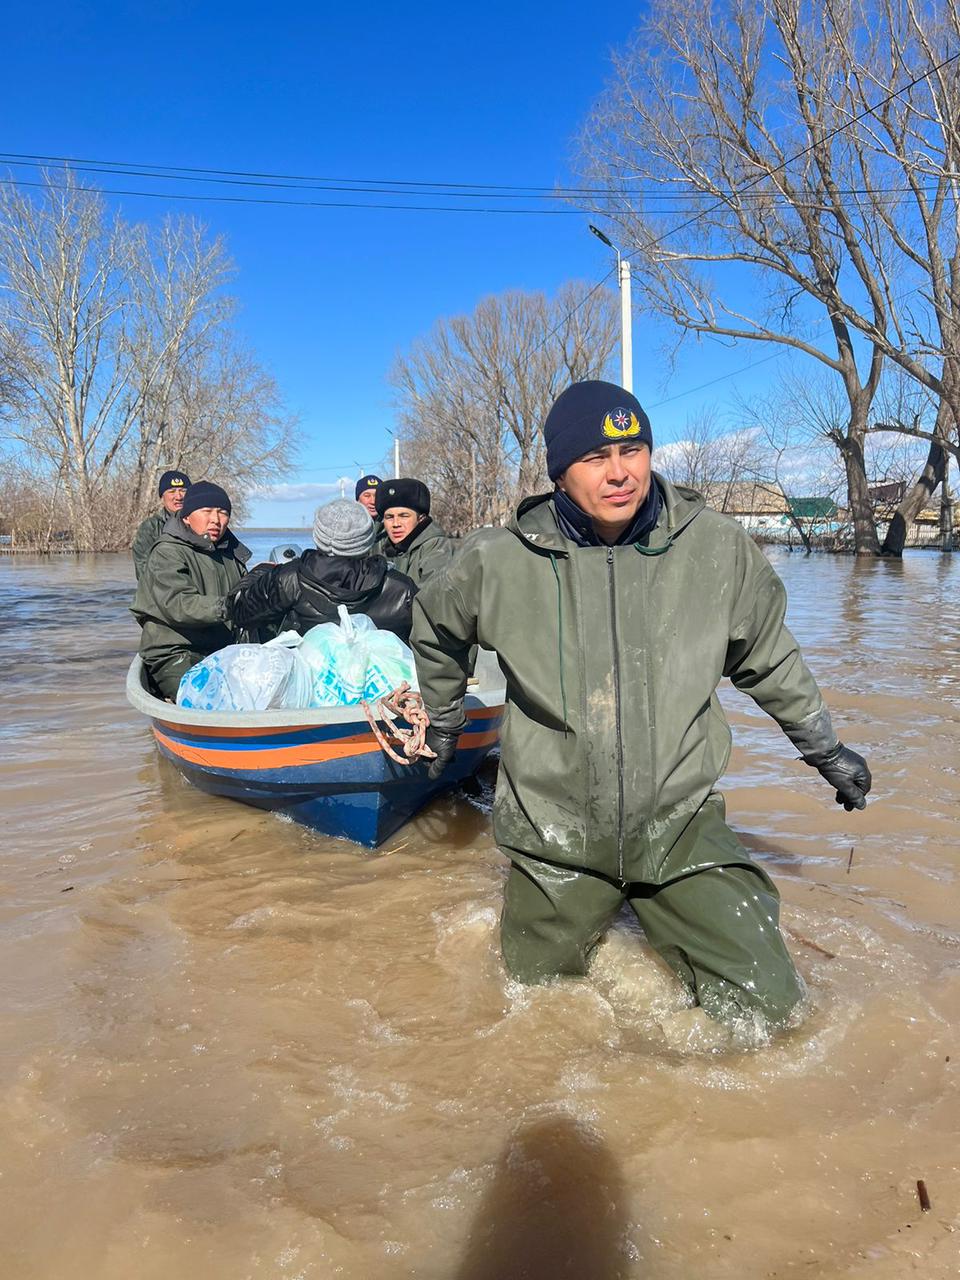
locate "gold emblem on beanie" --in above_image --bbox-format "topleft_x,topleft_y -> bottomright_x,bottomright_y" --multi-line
602,408 -> 642,439
171,477 -> 185,486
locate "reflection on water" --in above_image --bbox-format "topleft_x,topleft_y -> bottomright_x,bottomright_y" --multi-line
1,549 -> 959,1279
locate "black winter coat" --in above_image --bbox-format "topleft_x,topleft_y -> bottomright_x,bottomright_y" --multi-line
231,551 -> 417,643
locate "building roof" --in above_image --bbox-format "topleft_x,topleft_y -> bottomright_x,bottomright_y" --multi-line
699,480 -> 790,515
789,496 -> 839,519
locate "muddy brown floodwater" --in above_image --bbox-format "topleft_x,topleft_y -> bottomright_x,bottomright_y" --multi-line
1,549 -> 959,1279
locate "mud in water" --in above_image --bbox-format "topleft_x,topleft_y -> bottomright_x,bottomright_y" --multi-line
1,549 -> 958,1278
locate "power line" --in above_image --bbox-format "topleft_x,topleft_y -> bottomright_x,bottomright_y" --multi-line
0,150 -> 952,204
648,347 -> 790,410
0,172 -> 934,220
0,176 -> 576,216
0,150 -> 611,194
3,48 -> 956,412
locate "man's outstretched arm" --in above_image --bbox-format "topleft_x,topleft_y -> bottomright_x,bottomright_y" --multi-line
724,539 -> 871,811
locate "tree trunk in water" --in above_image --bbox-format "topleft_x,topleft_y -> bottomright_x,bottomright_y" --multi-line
841,436 -> 880,555
881,400 -> 952,556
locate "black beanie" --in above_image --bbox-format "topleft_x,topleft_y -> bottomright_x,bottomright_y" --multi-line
544,381 -> 652,481
158,469 -> 190,496
375,478 -> 431,517
181,481 -> 232,518
355,474 -> 382,500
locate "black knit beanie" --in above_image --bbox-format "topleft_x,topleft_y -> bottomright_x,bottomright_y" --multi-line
355,474 -> 382,500
158,469 -> 190,496
181,481 -> 232,518
544,381 -> 653,481
375,478 -> 430,517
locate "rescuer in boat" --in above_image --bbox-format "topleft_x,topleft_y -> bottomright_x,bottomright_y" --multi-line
131,469 -> 191,580
355,474 -> 382,517
410,380 -> 872,1031
229,499 -> 417,641
376,479 -> 457,586
355,474 -> 387,547
131,481 -> 262,700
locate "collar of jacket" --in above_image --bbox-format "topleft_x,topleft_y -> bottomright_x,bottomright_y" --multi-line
298,550 -> 387,602
161,514 -> 251,562
508,472 -> 705,556
385,515 -> 436,556
552,480 -> 662,547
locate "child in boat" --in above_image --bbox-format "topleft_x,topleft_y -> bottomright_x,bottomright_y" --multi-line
230,499 -> 417,643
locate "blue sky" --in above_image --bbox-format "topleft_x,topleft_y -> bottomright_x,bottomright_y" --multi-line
3,0 -> 805,527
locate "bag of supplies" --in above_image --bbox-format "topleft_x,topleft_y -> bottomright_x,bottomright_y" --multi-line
298,606 -> 418,706
176,632 -> 314,711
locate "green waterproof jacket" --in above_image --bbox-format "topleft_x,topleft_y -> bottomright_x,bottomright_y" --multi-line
384,519 -> 457,586
131,516 -> 252,680
411,477 -> 833,884
131,511 -> 165,580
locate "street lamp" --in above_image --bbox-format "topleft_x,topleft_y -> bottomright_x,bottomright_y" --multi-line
588,224 -> 633,393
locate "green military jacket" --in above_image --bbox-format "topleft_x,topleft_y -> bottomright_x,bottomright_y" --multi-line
131,511 -> 166,580
131,517 -> 251,682
384,519 -> 457,586
411,477 -> 831,884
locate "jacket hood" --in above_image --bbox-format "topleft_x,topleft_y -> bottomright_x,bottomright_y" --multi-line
160,514 -> 251,561
508,473 -> 704,555
298,550 -> 388,604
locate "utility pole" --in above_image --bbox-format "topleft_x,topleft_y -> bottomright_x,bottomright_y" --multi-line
618,256 -> 632,393
941,477 -> 954,552
394,436 -> 401,478
589,224 -> 633,392
338,477 -> 346,499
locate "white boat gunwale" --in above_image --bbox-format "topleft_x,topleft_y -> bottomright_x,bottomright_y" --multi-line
126,652 -> 507,728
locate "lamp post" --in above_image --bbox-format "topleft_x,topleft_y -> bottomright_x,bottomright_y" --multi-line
589,224 -> 633,393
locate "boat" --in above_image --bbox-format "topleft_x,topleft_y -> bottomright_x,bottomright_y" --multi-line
125,651 -> 506,848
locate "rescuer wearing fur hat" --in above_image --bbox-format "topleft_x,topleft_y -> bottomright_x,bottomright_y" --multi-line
375,478 -> 457,586
410,380 -> 871,1032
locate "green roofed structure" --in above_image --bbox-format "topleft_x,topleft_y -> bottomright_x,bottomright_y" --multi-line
789,497 -> 838,520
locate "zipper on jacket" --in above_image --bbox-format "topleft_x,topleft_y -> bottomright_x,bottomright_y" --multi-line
607,547 -> 625,879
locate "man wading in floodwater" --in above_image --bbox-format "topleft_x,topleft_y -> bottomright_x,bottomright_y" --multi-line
412,380 -> 872,1031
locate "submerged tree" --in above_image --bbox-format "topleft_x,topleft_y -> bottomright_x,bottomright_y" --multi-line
390,283 -> 619,533
575,0 -> 960,554
0,174 -> 294,550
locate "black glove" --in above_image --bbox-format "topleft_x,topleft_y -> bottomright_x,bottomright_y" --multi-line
805,742 -> 872,811
225,564 -> 296,628
424,724 -> 462,781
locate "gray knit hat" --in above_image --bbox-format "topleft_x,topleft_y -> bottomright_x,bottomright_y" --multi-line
312,499 -> 376,557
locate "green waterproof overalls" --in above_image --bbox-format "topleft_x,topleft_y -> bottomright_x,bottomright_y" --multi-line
411,480 -> 831,1027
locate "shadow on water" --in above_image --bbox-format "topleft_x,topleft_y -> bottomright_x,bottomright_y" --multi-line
454,1116 -> 632,1280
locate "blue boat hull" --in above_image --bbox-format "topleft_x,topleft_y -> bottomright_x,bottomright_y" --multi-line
153,715 -> 501,847
126,648 -> 504,848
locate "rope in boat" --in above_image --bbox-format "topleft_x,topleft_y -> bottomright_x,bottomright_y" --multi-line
360,682 -> 437,766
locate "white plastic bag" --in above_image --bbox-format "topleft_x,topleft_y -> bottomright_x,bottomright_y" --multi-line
298,606 -> 418,705
177,633 -> 314,711
362,624 -> 418,700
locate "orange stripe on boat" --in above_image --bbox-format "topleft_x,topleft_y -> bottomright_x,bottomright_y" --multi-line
153,726 -> 500,770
